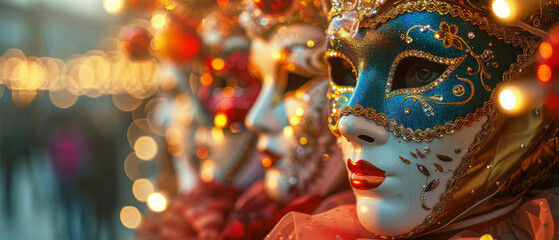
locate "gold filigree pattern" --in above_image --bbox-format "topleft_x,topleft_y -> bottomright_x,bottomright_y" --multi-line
402,94 -> 442,116
358,0 -> 538,86
403,21 -> 499,91
436,22 -> 463,49
339,103 -> 489,142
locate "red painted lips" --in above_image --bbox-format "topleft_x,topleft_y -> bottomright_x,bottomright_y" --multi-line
347,158 -> 386,190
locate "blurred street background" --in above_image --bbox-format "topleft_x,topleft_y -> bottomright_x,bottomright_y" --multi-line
0,0 -> 163,239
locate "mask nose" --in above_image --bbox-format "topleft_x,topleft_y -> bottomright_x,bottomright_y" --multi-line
244,84 -> 285,134
338,114 -> 389,146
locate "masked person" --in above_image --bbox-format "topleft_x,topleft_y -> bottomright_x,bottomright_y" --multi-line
137,2 -> 264,239
267,0 -> 559,239
218,0 -> 350,239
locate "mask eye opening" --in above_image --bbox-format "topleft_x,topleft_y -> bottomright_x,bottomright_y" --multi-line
391,56 -> 447,91
327,54 -> 357,88
385,50 -> 467,99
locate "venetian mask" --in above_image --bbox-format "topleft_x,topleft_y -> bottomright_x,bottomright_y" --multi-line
240,0 -> 345,202
189,4 -> 263,188
327,0 -> 559,238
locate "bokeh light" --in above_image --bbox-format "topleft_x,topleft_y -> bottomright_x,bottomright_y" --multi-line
147,193 -> 167,212
124,152 -> 142,180
499,89 -> 517,110
200,73 -> 213,86
492,0 -> 511,18
49,88 -> 79,109
307,40 -> 315,48
134,136 -> 158,161
200,159 -> 216,183
151,14 -> 167,29
211,127 -> 225,143
214,113 -> 228,128
0,46 -> 162,108
283,126 -> 293,137
295,107 -> 304,117
132,178 -> 154,202
538,64 -> 552,82
112,93 -> 143,112
127,119 -> 152,148
480,234 -> 494,240
211,58 -> 225,71
261,157 -> 272,168
120,206 -> 142,229
540,42 -> 553,59
103,0 -> 124,14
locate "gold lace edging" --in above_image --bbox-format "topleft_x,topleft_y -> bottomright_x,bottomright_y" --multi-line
339,104 -> 489,142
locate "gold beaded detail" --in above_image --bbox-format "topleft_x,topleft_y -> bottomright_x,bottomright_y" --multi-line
384,50 -> 467,99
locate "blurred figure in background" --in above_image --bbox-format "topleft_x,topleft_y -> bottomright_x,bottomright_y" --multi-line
218,0 -> 349,239
137,1 -> 264,239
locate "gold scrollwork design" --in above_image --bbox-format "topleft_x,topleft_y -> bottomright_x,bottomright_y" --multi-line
436,76 -> 475,105
403,21 -> 499,92
402,94 -> 442,116
401,75 -> 475,116
452,85 -> 465,96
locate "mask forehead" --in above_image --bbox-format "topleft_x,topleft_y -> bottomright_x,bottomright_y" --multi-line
328,10 -> 535,142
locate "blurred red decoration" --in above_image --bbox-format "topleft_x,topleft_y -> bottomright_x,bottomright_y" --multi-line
254,0 -> 293,15
196,52 -> 260,126
155,17 -> 201,64
537,25 -> 559,84
121,26 -> 153,60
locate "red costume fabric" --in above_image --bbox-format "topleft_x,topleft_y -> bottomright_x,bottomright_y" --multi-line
266,189 -> 559,240
136,181 -> 243,240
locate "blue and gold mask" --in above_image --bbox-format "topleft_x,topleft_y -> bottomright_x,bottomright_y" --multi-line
326,0 -> 559,238
327,0 -> 545,142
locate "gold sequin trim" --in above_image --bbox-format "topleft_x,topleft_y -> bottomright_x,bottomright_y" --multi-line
339,103 -> 489,142
326,49 -> 358,93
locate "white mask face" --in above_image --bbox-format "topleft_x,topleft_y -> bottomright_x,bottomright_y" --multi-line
245,23 -> 330,201
337,114 -> 487,236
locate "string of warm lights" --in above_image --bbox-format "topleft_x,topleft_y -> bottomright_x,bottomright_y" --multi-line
0,46 -> 162,109
120,116 -> 170,229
